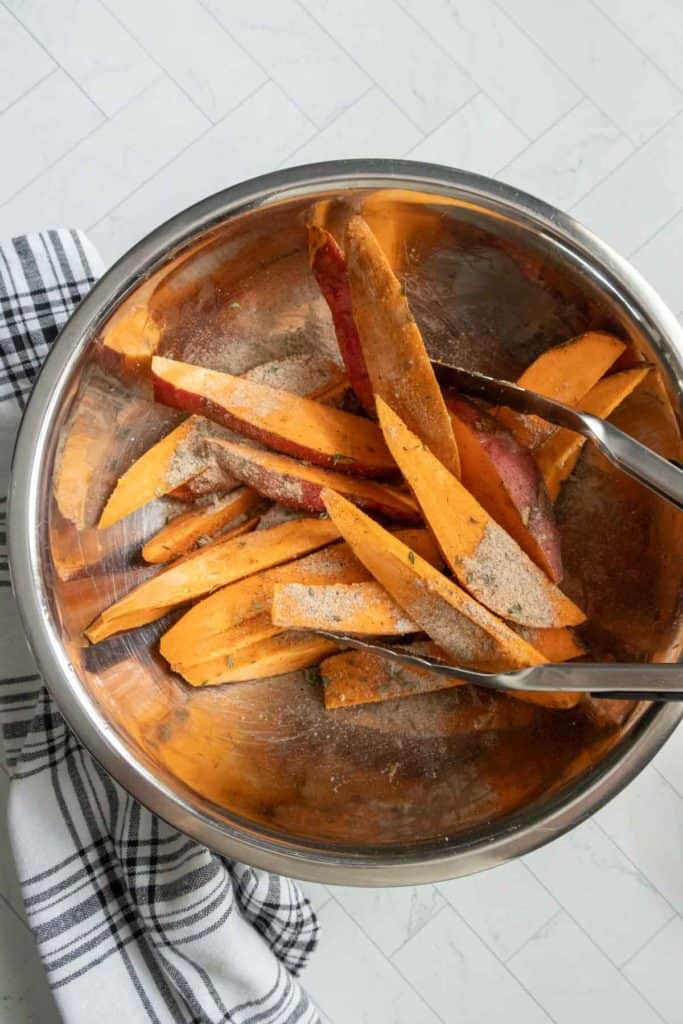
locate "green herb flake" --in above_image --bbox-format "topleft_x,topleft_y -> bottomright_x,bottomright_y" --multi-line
407,550 -> 415,564
331,453 -> 353,465
225,656 -> 234,668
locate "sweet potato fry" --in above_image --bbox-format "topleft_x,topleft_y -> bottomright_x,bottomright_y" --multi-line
85,517 -> 340,643
515,626 -> 585,663
321,488 -> 547,671
320,647 -> 465,708
98,416 -> 206,529
534,366 -> 651,500
160,528 -> 440,675
205,437 -> 419,522
446,395 -> 562,582
496,331 -> 626,448
345,215 -> 461,476
182,632 -> 339,687
99,303 -> 161,375
151,356 -> 395,476
272,580 -> 419,635
141,488 -> 261,563
376,397 -> 585,627
308,224 -> 374,414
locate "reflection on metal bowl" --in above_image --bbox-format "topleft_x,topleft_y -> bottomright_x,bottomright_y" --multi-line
8,161 -> 683,885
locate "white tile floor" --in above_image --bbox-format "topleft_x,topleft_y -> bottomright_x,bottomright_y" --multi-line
1,1 -> 683,1021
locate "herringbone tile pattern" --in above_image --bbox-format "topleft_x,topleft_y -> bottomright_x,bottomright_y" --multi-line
1,2 -> 683,1021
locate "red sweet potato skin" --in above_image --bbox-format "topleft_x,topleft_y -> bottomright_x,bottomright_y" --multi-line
447,395 -> 562,582
309,225 -> 374,415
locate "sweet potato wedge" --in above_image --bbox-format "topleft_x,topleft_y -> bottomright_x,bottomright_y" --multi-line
515,626 -> 585,663
98,416 -> 207,529
182,632 -> 339,687
205,437 -> 419,522
321,488 -> 547,671
446,395 -> 562,582
535,366 -> 651,500
320,647 -> 465,708
376,397 -> 585,627
99,303 -> 161,375
345,215 -> 461,476
272,580 -> 420,635
160,528 -> 440,675
141,488 -> 261,563
243,353 -> 348,404
308,224 -> 374,414
496,331 -> 626,448
85,517 -> 340,643
151,356 -> 395,476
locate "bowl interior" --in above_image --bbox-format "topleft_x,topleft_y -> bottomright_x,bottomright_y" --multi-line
43,181 -> 683,870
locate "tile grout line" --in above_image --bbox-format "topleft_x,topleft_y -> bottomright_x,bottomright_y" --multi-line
96,0 -> 214,125
521,857 -> 671,1022
196,0 -> 347,133
294,0 -> 432,139
0,0 -> 108,119
652,762 -> 683,801
86,78 -> 289,238
0,75 -> 165,216
565,104 -> 683,224
325,893 -> 451,1024
0,63 -> 56,118
276,83 -> 376,166
393,0 -> 535,143
489,0 -> 651,149
589,0 -> 683,102
383,888 -> 448,960
494,95 -> 587,177
619,911 -> 680,971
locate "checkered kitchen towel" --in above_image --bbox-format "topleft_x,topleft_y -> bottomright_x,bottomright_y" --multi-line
0,231 -> 320,1024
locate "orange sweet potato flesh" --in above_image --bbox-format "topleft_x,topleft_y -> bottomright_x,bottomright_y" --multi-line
446,394 -> 562,582
85,517 -> 340,643
141,488 -> 261,563
377,397 -> 585,628
151,356 -> 395,477
308,224 -> 374,415
321,488 -> 547,672
160,529 -> 440,676
98,416 -> 205,529
496,331 -> 626,448
206,436 -> 419,522
99,303 -> 161,375
535,366 -> 651,501
345,215 -> 461,477
272,580 -> 420,635
321,647 -> 465,709
183,631 -> 339,687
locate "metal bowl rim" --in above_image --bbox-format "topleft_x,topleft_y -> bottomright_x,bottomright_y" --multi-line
8,158 -> 683,885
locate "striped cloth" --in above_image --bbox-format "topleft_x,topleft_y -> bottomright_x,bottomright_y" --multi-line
0,231 -> 320,1024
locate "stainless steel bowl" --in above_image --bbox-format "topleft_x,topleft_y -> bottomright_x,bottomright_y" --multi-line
9,160 -> 683,885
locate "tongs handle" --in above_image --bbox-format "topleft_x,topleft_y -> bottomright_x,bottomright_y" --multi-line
584,414 -> 683,511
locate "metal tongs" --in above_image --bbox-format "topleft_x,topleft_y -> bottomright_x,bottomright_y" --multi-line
314,363 -> 683,699
432,361 -> 683,512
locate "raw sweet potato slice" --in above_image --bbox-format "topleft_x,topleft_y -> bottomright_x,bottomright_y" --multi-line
272,580 -> 420,635
446,394 -> 562,582
151,356 -> 395,476
345,215 -> 461,476
376,397 -> 585,628
182,632 -> 339,687
496,331 -> 626,448
99,303 -> 161,375
141,488 -> 261,563
85,517 -> 339,643
320,647 -> 465,709
534,366 -> 651,500
205,437 -> 419,522
515,626 -> 585,663
98,416 -> 205,529
308,224 -> 374,414
321,488 -> 547,672
160,528 -> 440,674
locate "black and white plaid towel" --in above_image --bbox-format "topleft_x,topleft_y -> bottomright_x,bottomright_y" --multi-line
0,231 -> 320,1024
